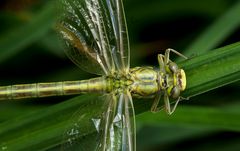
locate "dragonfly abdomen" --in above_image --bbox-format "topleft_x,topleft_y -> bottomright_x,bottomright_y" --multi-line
0,77 -> 108,100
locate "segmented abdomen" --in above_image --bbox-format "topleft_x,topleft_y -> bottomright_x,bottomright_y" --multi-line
0,77 -> 108,100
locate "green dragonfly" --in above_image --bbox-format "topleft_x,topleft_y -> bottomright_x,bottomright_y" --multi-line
0,0 -> 187,150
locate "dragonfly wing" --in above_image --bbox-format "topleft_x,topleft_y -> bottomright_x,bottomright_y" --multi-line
58,0 -> 114,75
58,0 -> 130,75
61,91 -> 136,151
106,0 -> 130,73
98,90 -> 136,151
61,95 -> 109,151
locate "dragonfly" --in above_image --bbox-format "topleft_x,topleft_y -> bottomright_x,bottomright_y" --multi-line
0,0 -> 187,150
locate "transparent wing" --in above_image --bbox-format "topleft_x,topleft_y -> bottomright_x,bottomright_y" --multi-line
61,95 -> 108,151
98,90 -> 136,151
61,91 -> 136,151
58,0 -> 130,75
106,0 -> 130,73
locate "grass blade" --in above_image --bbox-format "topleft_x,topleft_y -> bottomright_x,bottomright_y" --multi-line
181,42 -> 240,97
0,94 -> 100,150
0,1 -> 58,63
1,42 -> 240,150
184,1 -> 240,55
137,104 -> 240,132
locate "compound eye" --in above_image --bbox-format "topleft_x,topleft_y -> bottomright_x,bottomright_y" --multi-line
170,86 -> 180,99
168,62 -> 178,73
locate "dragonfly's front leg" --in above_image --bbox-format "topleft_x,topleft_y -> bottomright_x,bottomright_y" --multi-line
158,54 -> 165,72
151,91 -> 180,114
164,48 -> 188,64
164,92 -> 181,115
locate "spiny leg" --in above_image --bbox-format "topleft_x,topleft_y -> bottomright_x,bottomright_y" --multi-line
163,92 -> 181,115
158,54 -> 165,72
164,48 -> 188,64
151,92 -> 161,113
157,49 -> 187,114
151,54 -> 166,112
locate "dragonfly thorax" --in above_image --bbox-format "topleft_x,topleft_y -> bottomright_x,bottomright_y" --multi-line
128,64 -> 186,99
129,67 -> 159,98
108,72 -> 133,91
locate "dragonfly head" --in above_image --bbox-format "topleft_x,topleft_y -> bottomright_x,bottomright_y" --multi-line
178,69 -> 187,91
165,62 -> 186,99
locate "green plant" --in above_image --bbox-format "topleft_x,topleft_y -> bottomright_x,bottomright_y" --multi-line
0,0 -> 240,151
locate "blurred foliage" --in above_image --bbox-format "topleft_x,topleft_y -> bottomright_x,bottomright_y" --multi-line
0,0 -> 240,151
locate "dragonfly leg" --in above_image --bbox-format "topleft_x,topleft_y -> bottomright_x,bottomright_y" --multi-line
151,92 -> 161,113
165,48 -> 188,64
164,92 -> 180,115
158,54 -> 165,72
